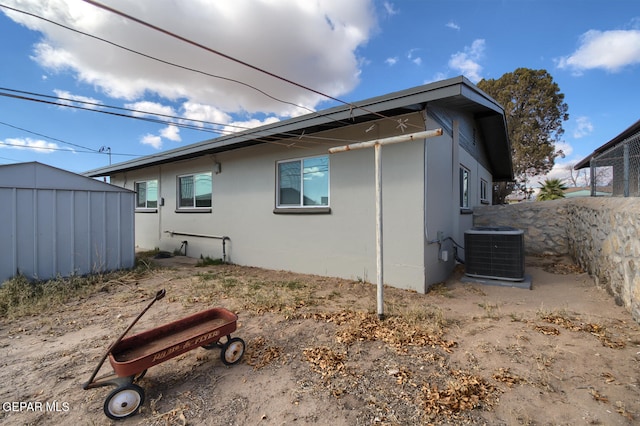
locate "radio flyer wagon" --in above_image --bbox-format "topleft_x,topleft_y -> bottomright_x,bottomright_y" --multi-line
83,289 -> 245,420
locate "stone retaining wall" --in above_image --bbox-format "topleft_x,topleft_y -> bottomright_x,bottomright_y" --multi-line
473,198 -> 640,322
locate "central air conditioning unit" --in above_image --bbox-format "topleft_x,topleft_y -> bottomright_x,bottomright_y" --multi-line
464,226 -> 525,281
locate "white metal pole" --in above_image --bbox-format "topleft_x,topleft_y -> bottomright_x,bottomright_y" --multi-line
374,143 -> 384,319
328,128 -> 443,320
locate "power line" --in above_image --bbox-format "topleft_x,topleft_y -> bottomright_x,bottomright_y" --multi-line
0,86 -> 243,134
80,0 -> 423,132
0,2 -> 314,116
1,3 -> 421,151
0,86 -> 389,148
0,120 -> 100,152
0,2 -> 363,134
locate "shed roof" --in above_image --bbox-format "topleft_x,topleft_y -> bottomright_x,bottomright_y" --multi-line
575,118 -> 640,170
85,76 -> 513,180
0,162 -> 133,192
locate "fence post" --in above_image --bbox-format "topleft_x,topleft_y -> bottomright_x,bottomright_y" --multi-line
589,158 -> 596,197
623,142 -> 630,197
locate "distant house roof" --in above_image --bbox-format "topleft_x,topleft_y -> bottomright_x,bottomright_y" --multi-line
575,119 -> 640,170
563,186 -> 612,197
85,76 -> 513,180
0,161 -> 132,192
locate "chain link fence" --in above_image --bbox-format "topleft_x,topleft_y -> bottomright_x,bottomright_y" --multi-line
590,130 -> 640,197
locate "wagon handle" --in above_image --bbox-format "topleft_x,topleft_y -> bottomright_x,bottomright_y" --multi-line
83,289 -> 166,389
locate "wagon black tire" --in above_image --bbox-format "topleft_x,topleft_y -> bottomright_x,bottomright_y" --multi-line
104,384 -> 145,420
221,337 -> 245,365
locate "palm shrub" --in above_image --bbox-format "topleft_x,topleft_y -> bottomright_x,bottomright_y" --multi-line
537,178 -> 567,201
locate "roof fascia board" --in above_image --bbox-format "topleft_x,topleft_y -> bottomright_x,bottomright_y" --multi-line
85,76 -> 503,177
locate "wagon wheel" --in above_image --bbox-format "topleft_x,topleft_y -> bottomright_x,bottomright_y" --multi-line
103,384 -> 145,420
221,337 -> 245,365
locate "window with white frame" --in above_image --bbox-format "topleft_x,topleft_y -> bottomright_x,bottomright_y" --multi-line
178,172 -> 212,208
459,166 -> 470,209
135,180 -> 158,209
277,156 -> 329,207
480,179 -> 489,203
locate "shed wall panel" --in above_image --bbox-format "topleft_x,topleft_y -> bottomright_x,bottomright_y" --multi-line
16,189 -> 36,279
55,190 -> 74,276
0,189 -> 16,281
36,190 -> 55,279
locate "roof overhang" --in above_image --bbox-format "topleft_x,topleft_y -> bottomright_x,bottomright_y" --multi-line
575,118 -> 640,169
85,76 -> 513,180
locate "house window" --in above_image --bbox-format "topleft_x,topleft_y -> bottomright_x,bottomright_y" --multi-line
480,179 -> 489,204
135,180 -> 158,209
277,156 -> 329,208
459,167 -> 470,209
178,172 -> 212,208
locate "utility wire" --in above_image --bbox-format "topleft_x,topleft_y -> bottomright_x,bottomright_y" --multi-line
0,2 -> 365,134
0,86 -> 246,134
0,2 -> 428,161
1,3 -> 422,152
80,0 -> 423,132
0,2 -> 315,117
0,86 -> 390,147
0,120 -> 100,152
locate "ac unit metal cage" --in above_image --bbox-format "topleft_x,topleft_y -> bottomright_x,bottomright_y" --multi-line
464,226 -> 525,281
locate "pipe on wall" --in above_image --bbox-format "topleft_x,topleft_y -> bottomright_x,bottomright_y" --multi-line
164,231 -> 230,262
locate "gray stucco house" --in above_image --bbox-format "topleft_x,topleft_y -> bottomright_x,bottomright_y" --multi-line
85,76 -> 513,293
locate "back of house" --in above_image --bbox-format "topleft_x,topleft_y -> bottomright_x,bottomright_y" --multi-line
85,76 -> 512,293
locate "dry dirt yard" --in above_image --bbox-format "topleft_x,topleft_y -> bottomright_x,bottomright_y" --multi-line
1,255 -> 639,425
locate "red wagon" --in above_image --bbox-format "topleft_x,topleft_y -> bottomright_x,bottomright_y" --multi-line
83,290 -> 245,420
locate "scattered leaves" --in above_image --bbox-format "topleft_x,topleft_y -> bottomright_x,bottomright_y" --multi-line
244,336 -> 282,369
422,369 -> 497,419
539,313 -> 626,348
534,325 -> 560,335
492,368 -> 526,387
303,346 -> 346,378
305,311 -> 456,353
590,388 -> 609,403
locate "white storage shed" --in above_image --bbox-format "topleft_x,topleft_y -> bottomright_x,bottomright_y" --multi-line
0,162 -> 135,283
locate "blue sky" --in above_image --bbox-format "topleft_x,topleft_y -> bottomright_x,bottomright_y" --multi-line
1,0 -> 639,184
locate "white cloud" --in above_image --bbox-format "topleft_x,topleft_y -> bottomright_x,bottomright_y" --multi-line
446,21 -> 460,31
557,29 -> 640,73
53,89 -> 102,109
181,102 -> 232,126
383,2 -> 398,16
140,134 -> 162,149
554,141 -> 573,158
448,39 -> 485,82
407,48 -> 422,66
222,117 -> 281,135
160,125 -> 181,142
5,0 -> 376,117
124,101 -> 176,118
385,57 -> 398,66
573,116 -> 594,139
1,137 -> 61,153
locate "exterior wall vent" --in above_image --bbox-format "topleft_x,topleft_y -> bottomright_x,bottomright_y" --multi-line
464,226 -> 525,281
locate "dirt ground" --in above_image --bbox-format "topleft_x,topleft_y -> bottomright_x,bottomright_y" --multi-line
1,255 -> 639,425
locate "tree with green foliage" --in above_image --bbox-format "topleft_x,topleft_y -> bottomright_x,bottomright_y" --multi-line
477,68 -> 569,203
537,178 -> 568,201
